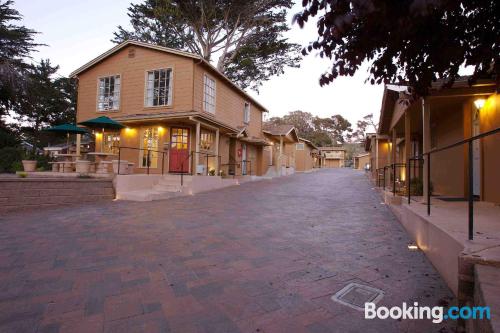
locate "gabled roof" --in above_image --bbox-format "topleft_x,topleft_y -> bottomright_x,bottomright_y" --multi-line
318,146 -> 345,151
69,40 -> 268,112
263,124 -> 299,142
298,137 -> 318,149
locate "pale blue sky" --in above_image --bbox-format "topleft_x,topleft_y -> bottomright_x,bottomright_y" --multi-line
15,0 -> 383,129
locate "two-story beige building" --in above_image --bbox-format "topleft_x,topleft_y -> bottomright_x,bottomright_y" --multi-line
319,147 -> 346,168
71,40 -> 268,177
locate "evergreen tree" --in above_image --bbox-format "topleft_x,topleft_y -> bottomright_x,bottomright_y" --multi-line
113,0 -> 302,90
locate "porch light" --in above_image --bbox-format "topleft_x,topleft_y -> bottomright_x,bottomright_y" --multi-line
158,126 -> 165,134
474,98 -> 486,110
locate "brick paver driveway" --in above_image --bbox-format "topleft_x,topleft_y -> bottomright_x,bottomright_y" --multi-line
0,169 -> 455,333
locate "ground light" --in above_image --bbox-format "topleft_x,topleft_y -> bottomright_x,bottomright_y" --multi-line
407,243 -> 419,251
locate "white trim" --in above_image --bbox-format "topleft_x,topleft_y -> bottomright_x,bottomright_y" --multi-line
203,73 -> 216,115
243,102 -> 251,124
96,73 -> 121,112
143,67 -> 174,108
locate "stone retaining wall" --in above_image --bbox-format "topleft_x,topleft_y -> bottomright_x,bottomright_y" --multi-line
0,178 -> 114,213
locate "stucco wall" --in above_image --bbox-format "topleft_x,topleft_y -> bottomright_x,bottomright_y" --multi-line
430,106 -> 465,197
480,94 -> 500,203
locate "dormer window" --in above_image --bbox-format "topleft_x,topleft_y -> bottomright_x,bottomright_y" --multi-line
97,75 -> 120,111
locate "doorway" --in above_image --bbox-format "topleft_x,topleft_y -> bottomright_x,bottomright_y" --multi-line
169,128 -> 190,173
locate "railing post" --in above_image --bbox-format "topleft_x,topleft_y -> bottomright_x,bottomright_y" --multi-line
408,159 -> 411,204
162,152 -> 165,175
383,167 -> 386,191
393,164 -> 396,196
117,147 -> 121,175
206,154 -> 209,176
468,141 -> 474,240
427,154 -> 431,216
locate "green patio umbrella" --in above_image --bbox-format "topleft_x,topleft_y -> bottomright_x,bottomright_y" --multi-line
78,116 -> 125,152
44,123 -> 89,155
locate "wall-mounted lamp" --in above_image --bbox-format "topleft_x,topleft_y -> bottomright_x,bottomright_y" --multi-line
474,98 -> 486,110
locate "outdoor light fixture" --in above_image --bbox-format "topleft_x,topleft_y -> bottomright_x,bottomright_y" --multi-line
407,243 -> 419,251
474,98 -> 486,110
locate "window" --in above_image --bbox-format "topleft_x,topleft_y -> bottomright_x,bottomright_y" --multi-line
244,102 -> 250,123
103,133 -> 120,153
98,75 -> 120,111
145,69 -> 173,107
296,143 -> 305,150
203,74 -> 216,114
139,127 -> 159,168
200,130 -> 214,151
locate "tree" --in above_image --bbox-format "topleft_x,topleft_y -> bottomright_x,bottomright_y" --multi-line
265,111 -> 353,146
0,0 -> 40,126
353,113 -> 378,141
319,114 -> 353,144
113,0 -> 302,90
14,60 -> 77,148
295,0 -> 500,96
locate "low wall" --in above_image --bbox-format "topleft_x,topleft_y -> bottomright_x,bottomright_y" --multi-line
470,264 -> 500,333
0,178 -> 114,213
186,175 -> 239,195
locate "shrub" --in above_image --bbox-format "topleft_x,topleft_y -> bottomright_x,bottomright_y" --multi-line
0,147 -> 23,173
17,172 -> 27,178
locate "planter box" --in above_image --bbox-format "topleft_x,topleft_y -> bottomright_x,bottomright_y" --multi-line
22,160 -> 37,172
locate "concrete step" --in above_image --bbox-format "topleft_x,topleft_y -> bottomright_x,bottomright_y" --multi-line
118,189 -> 185,201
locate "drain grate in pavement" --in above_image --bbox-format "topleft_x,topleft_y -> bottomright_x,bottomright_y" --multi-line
331,282 -> 384,311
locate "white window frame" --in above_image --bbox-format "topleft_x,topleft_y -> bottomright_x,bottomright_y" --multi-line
244,102 -> 251,124
97,74 -> 121,111
296,143 -> 305,151
203,74 -> 216,114
144,68 -> 173,107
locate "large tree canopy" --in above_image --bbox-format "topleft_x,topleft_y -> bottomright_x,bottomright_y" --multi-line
266,110 -> 353,146
14,60 -> 77,148
0,0 -> 40,125
295,0 -> 499,95
113,0 -> 302,90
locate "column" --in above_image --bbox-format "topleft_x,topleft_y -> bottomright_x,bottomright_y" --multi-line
215,129 -> 220,175
422,98 -> 431,202
405,109 -> 411,191
76,134 -> 81,157
195,122 -> 201,172
279,136 -> 284,175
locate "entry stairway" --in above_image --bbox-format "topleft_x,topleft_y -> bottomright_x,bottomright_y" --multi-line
115,174 -> 244,202
118,175 -> 192,201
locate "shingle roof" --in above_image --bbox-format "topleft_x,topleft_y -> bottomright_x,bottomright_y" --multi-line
262,124 -> 295,136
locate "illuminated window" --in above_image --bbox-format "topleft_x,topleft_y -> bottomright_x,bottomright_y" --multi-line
139,127 -> 159,168
203,75 -> 216,114
145,69 -> 173,107
103,133 -> 120,153
200,130 -> 214,151
98,75 -> 120,111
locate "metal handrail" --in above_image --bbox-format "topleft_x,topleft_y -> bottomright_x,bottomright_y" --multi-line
415,126 -> 500,240
390,163 -> 406,196
220,159 -> 253,178
117,146 -> 166,175
180,151 -> 222,185
408,157 -> 424,204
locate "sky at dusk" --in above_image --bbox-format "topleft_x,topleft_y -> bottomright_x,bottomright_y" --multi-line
15,0 -> 384,130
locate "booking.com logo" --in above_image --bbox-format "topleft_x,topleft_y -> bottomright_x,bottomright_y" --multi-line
365,302 -> 491,323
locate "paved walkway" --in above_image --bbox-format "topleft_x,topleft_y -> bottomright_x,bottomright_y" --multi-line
0,169 -> 455,332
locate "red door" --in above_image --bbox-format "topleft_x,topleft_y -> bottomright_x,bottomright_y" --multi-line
169,128 -> 190,173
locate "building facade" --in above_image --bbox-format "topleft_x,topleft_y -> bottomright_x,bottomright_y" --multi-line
72,41 -> 268,177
